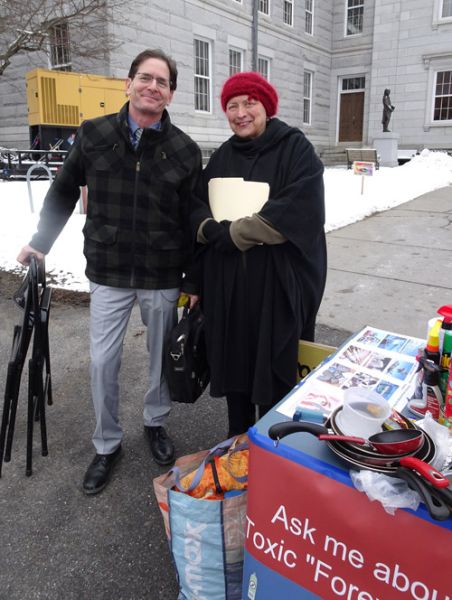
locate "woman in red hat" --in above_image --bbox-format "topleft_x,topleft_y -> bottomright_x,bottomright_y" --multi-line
194,72 -> 327,436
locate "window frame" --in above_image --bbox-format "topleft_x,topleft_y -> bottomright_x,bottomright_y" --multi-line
441,0 -> 452,18
422,53 -> 452,129
305,0 -> 314,35
201,147 -> 216,167
345,0 -> 364,37
283,0 -> 294,27
49,22 -> 72,71
257,56 -> 270,80
433,69 -> 452,123
303,70 -> 313,126
433,0 -> 452,26
194,38 -> 212,114
259,0 -> 270,16
228,48 -> 244,76
341,76 -> 365,92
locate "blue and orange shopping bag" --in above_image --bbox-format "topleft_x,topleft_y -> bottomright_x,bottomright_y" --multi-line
153,434 -> 248,600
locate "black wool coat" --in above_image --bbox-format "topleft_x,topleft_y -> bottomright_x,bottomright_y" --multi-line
200,118 -> 327,407
30,103 -> 203,291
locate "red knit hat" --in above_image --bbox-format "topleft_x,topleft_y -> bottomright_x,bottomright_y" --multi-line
221,72 -> 278,117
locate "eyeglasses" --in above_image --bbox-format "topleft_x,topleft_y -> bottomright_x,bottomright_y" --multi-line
135,72 -> 170,89
226,99 -> 260,112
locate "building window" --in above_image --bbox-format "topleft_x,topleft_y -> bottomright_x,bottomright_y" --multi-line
229,49 -> 243,75
194,39 -> 211,112
258,57 -> 270,80
49,23 -> 72,71
434,70 -> 452,121
201,147 -> 216,167
346,0 -> 364,36
305,0 -> 313,34
442,0 -> 452,17
342,76 -> 365,91
284,0 -> 294,26
303,71 -> 312,125
259,0 -> 269,15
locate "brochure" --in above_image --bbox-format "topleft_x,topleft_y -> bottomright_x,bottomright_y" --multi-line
277,326 -> 425,419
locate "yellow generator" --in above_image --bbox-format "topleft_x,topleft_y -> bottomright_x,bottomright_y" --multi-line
26,68 -> 126,150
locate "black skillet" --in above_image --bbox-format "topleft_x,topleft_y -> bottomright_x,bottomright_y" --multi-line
311,425 -> 452,521
267,420 -> 451,521
329,405 -> 418,457
268,420 -> 449,488
326,444 -> 450,522
327,407 -> 449,489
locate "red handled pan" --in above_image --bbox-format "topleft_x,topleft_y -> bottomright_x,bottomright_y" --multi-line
329,406 -> 421,457
324,428 -> 424,455
268,421 -> 423,455
390,467 -> 452,521
268,420 -> 449,488
325,442 -> 451,521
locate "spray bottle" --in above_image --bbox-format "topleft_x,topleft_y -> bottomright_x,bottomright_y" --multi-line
443,360 -> 452,426
425,319 -> 441,364
409,321 -> 441,402
438,305 -> 452,397
408,357 -> 443,421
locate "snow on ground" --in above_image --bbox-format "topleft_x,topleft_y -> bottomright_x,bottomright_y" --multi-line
1,149 -> 451,292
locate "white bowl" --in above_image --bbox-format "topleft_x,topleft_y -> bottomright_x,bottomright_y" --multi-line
339,388 -> 391,438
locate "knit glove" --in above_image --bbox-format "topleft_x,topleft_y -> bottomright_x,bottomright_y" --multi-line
203,220 -> 237,253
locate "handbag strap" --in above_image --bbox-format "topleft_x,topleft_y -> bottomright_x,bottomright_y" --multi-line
171,435 -> 248,492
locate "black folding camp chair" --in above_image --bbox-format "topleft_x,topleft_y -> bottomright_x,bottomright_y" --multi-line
0,256 -> 52,476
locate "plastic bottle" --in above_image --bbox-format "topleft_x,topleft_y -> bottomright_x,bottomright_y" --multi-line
408,357 -> 443,421
409,322 -> 441,403
443,360 -> 452,425
293,406 -> 325,423
437,305 -> 452,397
425,319 -> 441,365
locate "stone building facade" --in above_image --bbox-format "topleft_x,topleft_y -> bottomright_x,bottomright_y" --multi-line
1,0 -> 451,156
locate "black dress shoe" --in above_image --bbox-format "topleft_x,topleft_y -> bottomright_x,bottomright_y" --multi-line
145,426 -> 175,466
82,445 -> 122,495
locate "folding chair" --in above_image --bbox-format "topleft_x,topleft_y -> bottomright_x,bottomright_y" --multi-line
0,256 -> 52,476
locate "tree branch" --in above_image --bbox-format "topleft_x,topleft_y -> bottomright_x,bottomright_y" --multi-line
0,0 -> 131,76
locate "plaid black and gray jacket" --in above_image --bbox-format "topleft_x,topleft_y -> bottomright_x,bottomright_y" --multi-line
30,103 -> 203,291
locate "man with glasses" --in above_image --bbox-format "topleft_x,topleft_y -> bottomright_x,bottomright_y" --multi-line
17,49 -> 202,495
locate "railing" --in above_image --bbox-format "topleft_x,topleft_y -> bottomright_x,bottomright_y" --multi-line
0,148 -> 68,180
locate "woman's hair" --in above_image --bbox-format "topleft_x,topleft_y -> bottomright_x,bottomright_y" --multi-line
128,49 -> 178,91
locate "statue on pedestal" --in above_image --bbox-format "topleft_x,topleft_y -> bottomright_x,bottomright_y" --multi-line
382,88 -> 395,132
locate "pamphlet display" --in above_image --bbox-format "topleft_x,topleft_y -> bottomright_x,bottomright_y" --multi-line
278,326 -> 424,419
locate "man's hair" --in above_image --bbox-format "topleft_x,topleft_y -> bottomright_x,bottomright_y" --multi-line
128,49 -> 178,91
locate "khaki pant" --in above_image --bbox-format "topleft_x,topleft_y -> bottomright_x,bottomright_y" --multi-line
89,282 -> 178,454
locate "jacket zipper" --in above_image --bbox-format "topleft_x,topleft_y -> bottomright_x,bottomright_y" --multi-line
130,160 -> 140,287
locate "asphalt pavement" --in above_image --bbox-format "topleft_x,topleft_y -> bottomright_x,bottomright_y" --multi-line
0,185 -> 450,599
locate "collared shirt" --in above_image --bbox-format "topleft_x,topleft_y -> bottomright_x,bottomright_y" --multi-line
127,114 -> 161,147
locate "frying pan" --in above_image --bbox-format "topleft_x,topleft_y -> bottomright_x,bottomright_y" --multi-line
324,428 -> 450,488
314,423 -> 422,455
268,420 -> 423,455
268,421 -> 449,488
326,440 -> 451,521
326,427 -> 434,467
391,467 -> 451,521
329,406 -> 420,457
